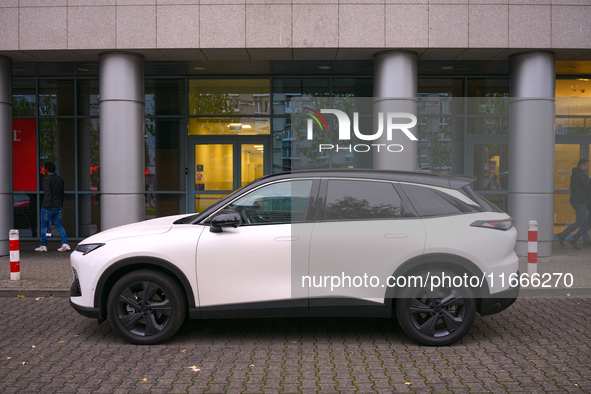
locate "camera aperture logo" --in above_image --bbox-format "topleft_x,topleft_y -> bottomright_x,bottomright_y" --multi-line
304,108 -> 417,153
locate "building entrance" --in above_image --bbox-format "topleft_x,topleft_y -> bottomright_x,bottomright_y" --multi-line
189,138 -> 269,213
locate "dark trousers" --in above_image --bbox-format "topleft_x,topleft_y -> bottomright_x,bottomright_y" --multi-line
571,208 -> 591,243
560,203 -> 590,242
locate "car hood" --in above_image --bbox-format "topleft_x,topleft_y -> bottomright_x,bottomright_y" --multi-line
79,214 -> 193,244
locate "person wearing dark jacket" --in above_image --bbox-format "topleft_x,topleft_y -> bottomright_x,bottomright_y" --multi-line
35,162 -> 70,252
557,159 -> 590,247
568,176 -> 591,249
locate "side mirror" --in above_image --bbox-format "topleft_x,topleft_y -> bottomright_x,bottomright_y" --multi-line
210,210 -> 241,233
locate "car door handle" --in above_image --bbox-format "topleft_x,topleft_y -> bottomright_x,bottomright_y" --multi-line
384,233 -> 408,239
275,236 -> 299,242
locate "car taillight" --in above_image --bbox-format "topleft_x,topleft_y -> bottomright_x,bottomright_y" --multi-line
470,218 -> 514,231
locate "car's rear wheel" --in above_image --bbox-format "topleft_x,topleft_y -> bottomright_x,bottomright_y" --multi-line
107,270 -> 186,344
395,269 -> 476,346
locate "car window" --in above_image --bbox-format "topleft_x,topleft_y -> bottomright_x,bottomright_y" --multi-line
323,180 -> 409,220
226,180 -> 313,225
400,183 -> 477,217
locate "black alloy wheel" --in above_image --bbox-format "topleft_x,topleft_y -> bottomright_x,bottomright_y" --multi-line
107,270 -> 186,345
396,269 -> 476,346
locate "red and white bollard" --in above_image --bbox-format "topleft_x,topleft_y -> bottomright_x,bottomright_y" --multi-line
9,230 -> 20,281
528,220 -> 538,275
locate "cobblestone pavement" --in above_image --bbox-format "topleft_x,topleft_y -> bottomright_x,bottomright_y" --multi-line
1,297 -> 590,393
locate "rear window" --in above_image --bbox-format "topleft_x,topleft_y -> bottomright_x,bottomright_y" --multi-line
459,186 -> 503,213
400,183 -> 485,217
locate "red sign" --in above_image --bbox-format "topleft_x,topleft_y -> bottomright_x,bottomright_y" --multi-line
13,119 -> 37,191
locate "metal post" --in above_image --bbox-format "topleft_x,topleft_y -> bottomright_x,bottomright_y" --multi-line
528,220 -> 538,275
9,229 -> 19,281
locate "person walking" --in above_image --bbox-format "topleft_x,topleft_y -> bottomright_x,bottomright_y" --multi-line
557,159 -> 590,247
568,176 -> 591,249
35,162 -> 70,252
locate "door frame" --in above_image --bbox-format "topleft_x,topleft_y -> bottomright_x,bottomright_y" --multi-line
187,136 -> 271,213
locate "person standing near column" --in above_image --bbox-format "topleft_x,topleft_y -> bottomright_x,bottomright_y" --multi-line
568,174 -> 591,249
35,162 -> 70,252
557,159 -> 590,247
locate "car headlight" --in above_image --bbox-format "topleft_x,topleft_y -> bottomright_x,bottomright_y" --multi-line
75,243 -> 105,255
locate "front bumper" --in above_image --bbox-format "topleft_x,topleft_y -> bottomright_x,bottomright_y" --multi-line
478,281 -> 520,316
70,298 -> 102,320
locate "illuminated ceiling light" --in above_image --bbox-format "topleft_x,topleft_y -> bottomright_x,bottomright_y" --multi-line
571,85 -> 578,88
253,145 -> 264,148
441,66 -> 454,70
242,125 -> 252,129
193,67 -> 205,70
577,78 -> 590,81
229,123 -> 242,131
318,66 -> 331,70
78,67 -> 91,72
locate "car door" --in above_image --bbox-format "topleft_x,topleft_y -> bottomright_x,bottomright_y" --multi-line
196,178 -> 317,314
308,178 -> 426,314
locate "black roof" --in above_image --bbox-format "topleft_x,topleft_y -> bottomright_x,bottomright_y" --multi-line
186,169 -> 477,224
254,169 -> 475,190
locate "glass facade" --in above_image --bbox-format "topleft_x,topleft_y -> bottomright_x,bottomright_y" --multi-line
10,72 -> 591,240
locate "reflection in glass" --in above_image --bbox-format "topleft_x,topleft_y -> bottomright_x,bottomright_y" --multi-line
188,118 -> 270,135
189,79 -> 270,115
146,119 -> 183,191
324,180 -> 404,220
467,117 -> 508,135
196,194 -> 227,213
39,80 -> 75,116
13,79 -> 36,116
145,194 -> 185,220
40,118 -> 75,190
417,117 -> 454,174
555,117 -> 591,135
473,144 -> 508,192
227,180 -> 313,224
466,79 -> 509,98
14,194 -> 38,238
77,79 -> 99,116
146,79 -> 184,116
79,194 -> 100,238
78,119 -> 100,192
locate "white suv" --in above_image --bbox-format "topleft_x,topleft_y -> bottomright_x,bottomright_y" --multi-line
70,170 -> 519,346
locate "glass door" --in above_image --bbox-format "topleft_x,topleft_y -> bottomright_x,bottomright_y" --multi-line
189,139 -> 268,213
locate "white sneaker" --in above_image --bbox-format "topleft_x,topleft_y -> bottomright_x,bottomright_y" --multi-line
57,244 -> 71,252
35,245 -> 48,252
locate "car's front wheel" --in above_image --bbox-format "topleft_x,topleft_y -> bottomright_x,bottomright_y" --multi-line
107,270 -> 187,345
395,269 -> 476,346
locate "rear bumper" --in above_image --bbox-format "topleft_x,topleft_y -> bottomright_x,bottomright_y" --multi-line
478,282 -> 520,316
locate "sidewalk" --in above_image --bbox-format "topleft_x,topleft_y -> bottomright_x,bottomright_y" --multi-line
0,241 -> 590,297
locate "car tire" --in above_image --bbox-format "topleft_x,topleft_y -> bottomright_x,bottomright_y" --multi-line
107,270 -> 187,345
395,269 -> 476,346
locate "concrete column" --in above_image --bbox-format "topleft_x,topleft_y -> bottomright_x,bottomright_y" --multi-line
0,56 -> 11,256
373,51 -> 418,171
99,52 -> 145,230
509,51 -> 555,257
